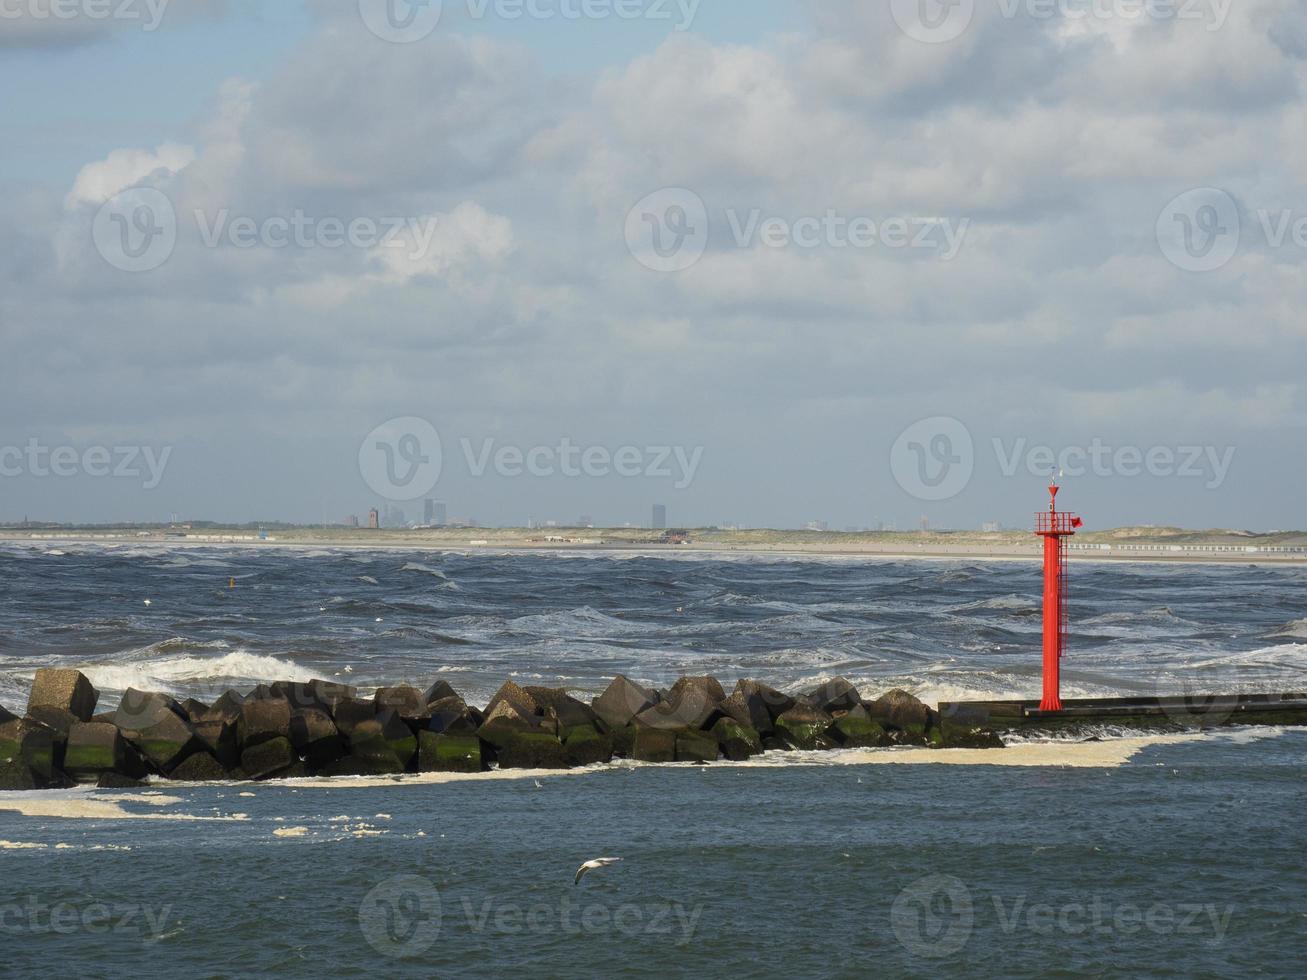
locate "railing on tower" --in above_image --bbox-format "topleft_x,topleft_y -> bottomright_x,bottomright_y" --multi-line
1035,511 -> 1081,534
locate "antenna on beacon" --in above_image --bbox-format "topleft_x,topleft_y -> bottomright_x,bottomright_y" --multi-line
1034,472 -> 1082,712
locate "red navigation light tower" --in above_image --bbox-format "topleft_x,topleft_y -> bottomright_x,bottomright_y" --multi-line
1035,481 -> 1082,712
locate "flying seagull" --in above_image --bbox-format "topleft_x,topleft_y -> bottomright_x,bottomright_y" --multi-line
574,857 -> 621,885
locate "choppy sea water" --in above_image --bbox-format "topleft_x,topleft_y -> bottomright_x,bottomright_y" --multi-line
1,544 -> 1305,977
1,543 -> 1305,710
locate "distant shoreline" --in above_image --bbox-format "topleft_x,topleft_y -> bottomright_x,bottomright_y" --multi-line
3,530 -> 1305,565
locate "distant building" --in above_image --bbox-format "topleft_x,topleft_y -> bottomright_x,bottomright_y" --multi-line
423,499 -> 447,526
367,508 -> 380,530
652,504 -> 667,530
982,522 -> 1001,533
578,515 -> 593,528
345,515 -> 359,528
804,521 -> 828,532
385,504 -> 407,528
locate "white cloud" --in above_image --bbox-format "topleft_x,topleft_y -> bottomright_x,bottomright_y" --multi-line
8,3 -> 1307,525
64,143 -> 196,209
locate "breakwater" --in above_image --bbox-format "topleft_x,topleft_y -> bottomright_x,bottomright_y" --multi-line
1,669 -> 995,790
4,669 -> 1304,790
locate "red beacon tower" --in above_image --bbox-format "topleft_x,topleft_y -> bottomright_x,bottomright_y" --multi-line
1035,481 -> 1082,712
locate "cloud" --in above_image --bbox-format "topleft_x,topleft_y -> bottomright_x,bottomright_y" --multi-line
64,143 -> 196,209
4,2 -> 1307,526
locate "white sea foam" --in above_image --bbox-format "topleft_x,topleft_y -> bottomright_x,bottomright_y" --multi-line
720,733 -> 1206,768
0,789 -> 250,821
952,595 -> 1039,613
1166,642 -> 1307,672
79,650 -> 316,695
400,561 -> 449,579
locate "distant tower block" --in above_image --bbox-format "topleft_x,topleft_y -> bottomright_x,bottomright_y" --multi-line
1034,482 -> 1083,712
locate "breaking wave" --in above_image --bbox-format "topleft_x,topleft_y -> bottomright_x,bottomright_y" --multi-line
79,650 -> 316,696
1268,619 -> 1307,640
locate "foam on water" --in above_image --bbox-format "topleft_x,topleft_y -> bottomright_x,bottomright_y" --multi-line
1,545 -> 1304,724
1164,642 -> 1307,673
399,561 -> 450,579
951,594 -> 1040,614
78,650 -> 317,697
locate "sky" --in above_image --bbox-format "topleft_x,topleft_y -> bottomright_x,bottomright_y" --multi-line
1,0 -> 1305,531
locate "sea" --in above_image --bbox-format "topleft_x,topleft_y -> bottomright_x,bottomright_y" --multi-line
1,542 -> 1304,977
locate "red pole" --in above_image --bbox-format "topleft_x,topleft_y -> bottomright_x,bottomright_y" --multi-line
1041,532 -> 1063,711
1036,483 -> 1080,712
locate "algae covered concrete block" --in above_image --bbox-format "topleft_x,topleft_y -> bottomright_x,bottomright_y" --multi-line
64,722 -> 130,782
774,705 -> 836,750
832,711 -> 893,749
241,737 -> 296,780
869,689 -> 931,736
237,697 -> 292,750
168,751 -> 232,782
632,727 -> 676,763
418,731 -> 482,773
496,732 -> 568,770
0,717 -> 58,784
562,726 -> 613,767
290,707 -> 345,770
675,730 -> 719,763
711,718 -> 763,761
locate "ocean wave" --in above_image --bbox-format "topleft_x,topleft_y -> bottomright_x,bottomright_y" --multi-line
507,606 -> 651,637
704,591 -> 757,607
937,568 -> 976,583
1081,606 -> 1194,626
400,561 -> 449,579
951,595 -> 1040,615
78,650 -> 316,696
1164,642 -> 1307,672
1268,619 -> 1307,640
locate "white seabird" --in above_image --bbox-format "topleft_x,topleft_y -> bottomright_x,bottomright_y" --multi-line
574,857 -> 622,885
